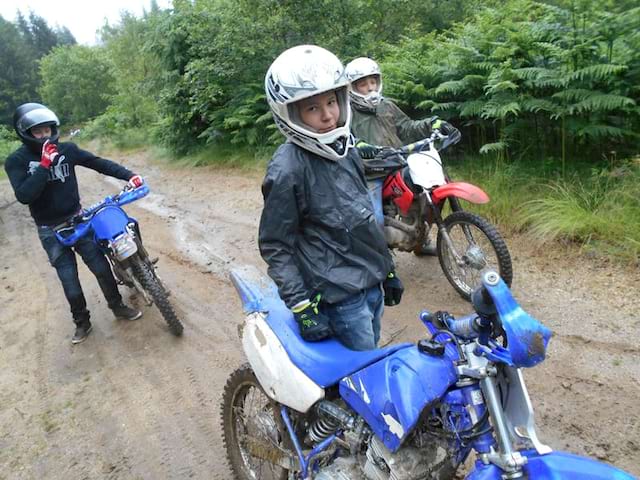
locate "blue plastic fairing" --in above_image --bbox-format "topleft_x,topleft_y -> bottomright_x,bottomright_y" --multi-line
466,450 -> 637,479
230,266 -> 412,388
56,221 -> 92,246
484,275 -> 552,368
91,206 -> 131,242
339,346 -> 457,452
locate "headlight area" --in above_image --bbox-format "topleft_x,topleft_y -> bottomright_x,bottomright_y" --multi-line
110,233 -> 138,261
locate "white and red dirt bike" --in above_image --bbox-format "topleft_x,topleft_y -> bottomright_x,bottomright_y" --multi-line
367,130 -> 513,300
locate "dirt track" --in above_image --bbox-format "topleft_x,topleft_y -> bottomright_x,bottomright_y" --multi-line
1,148 -> 638,479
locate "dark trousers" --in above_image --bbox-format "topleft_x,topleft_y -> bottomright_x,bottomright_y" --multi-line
37,225 -> 122,325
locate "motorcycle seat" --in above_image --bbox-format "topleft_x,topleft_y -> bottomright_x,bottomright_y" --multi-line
231,266 -> 411,388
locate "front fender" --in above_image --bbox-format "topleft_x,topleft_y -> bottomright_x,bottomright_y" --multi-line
432,182 -> 489,205
466,451 -> 636,479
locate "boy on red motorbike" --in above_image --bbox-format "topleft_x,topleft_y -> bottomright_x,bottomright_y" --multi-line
345,57 -> 459,255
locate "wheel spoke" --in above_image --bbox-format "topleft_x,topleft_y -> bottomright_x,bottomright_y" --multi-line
438,212 -> 511,300
231,381 -> 288,480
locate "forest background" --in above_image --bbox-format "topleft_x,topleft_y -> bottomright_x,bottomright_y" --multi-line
1,0 -> 639,262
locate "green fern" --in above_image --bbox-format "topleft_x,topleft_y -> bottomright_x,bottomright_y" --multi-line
569,93 -> 636,114
576,124 -> 634,140
459,100 -> 485,117
568,64 -> 627,83
520,98 -> 558,114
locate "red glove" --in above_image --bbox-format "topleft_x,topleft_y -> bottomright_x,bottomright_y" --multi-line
40,140 -> 59,169
128,174 -> 144,189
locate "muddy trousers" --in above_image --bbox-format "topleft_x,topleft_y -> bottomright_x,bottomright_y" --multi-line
37,225 -> 123,325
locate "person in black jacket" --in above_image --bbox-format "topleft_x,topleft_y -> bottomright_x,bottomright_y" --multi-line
5,103 -> 143,344
259,45 -> 404,351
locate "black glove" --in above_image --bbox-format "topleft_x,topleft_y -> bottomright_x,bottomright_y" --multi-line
292,294 -> 332,341
383,271 -> 404,306
356,141 -> 381,160
431,118 -> 459,137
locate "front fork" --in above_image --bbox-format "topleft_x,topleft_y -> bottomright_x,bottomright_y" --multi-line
427,193 -> 481,267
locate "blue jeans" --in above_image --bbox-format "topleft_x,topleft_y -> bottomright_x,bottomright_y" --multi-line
37,225 -> 122,325
325,284 -> 384,351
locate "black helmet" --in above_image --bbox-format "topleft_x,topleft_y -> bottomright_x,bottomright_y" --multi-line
13,103 -> 60,152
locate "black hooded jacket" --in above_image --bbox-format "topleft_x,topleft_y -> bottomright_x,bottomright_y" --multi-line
258,142 -> 393,308
4,142 -> 134,226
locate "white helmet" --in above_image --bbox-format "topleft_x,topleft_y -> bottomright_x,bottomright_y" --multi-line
265,45 -> 354,161
345,57 -> 383,112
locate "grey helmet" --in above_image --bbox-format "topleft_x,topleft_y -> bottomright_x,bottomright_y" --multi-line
345,57 -> 383,113
13,103 -> 60,151
265,45 -> 354,161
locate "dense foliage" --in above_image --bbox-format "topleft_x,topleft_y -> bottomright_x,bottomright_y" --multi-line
0,12 -> 76,125
4,0 -> 637,162
382,0 -> 640,165
1,0 -> 638,257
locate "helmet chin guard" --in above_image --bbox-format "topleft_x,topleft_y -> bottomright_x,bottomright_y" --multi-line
265,45 -> 354,161
345,57 -> 383,113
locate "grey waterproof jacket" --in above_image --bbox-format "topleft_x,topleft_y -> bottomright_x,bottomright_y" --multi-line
351,98 -> 432,148
258,142 -> 393,308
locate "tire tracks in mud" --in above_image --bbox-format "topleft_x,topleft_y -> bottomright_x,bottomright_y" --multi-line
556,332 -> 640,355
2,205 -> 53,402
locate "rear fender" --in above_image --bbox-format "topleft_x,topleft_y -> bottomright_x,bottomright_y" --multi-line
432,182 -> 489,205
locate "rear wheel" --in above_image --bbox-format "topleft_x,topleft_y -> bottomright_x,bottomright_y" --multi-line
437,211 -> 512,300
130,255 -> 183,335
221,364 -> 293,480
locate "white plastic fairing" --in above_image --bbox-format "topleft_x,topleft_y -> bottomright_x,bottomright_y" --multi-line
242,312 -> 324,413
407,151 -> 446,189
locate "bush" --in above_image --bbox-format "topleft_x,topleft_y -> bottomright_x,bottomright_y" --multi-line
0,125 -> 20,168
520,161 -> 640,262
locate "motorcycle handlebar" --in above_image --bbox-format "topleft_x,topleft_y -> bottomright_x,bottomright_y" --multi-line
54,185 -> 149,246
397,128 -> 460,156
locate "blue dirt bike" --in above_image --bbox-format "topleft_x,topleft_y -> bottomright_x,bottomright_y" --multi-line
55,184 -> 183,336
221,267 -> 635,479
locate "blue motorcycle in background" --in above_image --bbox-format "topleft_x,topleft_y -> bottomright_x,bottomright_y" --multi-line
221,267 -> 635,479
55,184 -> 183,336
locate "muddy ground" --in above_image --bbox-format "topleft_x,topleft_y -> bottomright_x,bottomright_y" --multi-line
1,147 -> 638,479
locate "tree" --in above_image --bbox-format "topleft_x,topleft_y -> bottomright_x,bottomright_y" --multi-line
39,45 -> 115,123
0,16 -> 37,124
0,11 -> 76,125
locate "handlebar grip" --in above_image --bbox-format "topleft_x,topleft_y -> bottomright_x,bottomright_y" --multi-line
472,285 -> 497,317
447,314 -> 481,339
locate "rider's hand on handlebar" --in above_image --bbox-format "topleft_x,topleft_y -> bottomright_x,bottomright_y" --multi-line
383,271 -> 404,306
127,174 -> 144,189
431,118 -> 459,138
356,141 -> 381,160
40,140 -> 59,169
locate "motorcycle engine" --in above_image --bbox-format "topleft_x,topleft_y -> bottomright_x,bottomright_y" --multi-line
383,202 -> 424,252
315,457 -> 364,480
362,436 -> 429,480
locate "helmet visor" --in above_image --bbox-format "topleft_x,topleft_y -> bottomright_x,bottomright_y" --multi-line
16,107 -> 60,134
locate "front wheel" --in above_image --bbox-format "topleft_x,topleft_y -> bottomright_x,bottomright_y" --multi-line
130,255 -> 183,335
437,211 -> 513,300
